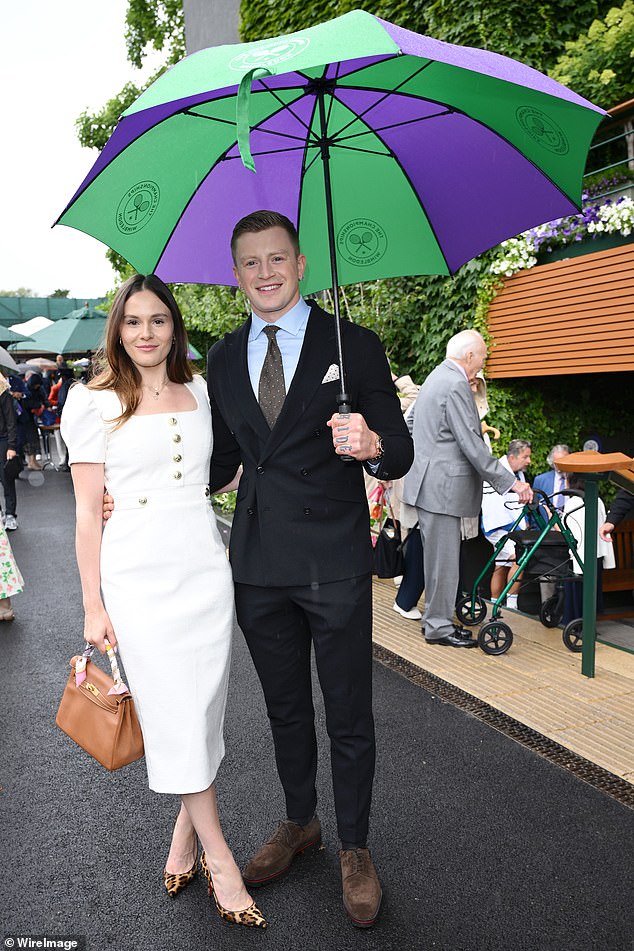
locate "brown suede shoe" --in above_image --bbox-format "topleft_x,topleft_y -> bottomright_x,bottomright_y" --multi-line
340,848 -> 382,928
243,817 -> 322,887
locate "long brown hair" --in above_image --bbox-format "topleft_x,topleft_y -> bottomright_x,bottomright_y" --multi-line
90,274 -> 193,426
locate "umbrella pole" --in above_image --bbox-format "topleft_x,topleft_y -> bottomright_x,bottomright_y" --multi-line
317,89 -> 350,417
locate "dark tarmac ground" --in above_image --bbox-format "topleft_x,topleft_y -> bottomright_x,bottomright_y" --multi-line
1,471 -> 633,951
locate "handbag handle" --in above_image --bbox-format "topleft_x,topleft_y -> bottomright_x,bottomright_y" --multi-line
75,638 -> 129,696
380,486 -> 400,533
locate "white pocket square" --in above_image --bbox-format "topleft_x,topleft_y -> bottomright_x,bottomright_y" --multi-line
321,364 -> 340,384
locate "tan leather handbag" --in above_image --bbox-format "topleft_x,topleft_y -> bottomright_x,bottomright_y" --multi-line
56,639 -> 144,771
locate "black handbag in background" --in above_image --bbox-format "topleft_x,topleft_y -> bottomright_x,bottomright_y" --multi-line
372,493 -> 405,578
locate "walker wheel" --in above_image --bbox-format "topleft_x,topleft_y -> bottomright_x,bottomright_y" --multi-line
456,595 -> 487,626
540,595 -> 562,628
478,620 -> 513,655
562,619 -> 583,653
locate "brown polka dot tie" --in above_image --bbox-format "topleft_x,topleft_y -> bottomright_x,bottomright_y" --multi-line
258,326 -> 286,428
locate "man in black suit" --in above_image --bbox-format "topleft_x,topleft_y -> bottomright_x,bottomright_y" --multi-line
207,210 -> 413,928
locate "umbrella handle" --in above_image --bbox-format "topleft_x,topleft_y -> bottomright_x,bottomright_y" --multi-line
336,400 -> 355,465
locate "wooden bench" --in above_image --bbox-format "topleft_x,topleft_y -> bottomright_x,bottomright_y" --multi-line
602,518 -> 634,593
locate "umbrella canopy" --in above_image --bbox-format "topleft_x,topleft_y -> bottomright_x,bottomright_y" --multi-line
0,326 -> 34,345
56,9 -> 604,296
25,357 -> 58,370
18,307 -> 108,355
9,316 -> 53,336
0,347 -> 18,373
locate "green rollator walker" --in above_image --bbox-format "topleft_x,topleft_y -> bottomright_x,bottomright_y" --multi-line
456,489 -> 585,655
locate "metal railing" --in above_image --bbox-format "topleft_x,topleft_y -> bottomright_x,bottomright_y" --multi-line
583,114 -> 634,202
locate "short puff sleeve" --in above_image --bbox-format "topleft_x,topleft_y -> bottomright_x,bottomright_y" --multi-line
60,384 -> 107,464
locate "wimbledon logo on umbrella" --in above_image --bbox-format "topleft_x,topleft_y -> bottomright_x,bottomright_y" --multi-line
229,37 -> 310,71
116,181 -> 160,235
337,219 -> 388,268
516,107 -> 569,155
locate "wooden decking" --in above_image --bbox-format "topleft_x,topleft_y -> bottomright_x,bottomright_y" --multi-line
372,578 -> 634,783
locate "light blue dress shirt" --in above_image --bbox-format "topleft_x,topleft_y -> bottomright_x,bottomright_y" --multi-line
247,298 -> 311,396
247,297 -> 381,470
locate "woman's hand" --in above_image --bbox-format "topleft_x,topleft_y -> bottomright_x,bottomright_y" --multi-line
84,604 -> 118,653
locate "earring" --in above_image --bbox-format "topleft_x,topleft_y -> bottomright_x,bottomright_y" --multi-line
119,337 -> 122,346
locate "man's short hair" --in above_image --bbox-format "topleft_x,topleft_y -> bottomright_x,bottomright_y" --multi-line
231,210 -> 300,262
547,444 -> 570,467
508,439 -> 531,457
445,329 -> 485,360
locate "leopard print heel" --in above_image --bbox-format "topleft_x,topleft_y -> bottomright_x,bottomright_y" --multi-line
163,848 -> 198,897
200,852 -> 267,929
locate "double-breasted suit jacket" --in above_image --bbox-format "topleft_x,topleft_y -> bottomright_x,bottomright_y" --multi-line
207,301 -> 414,586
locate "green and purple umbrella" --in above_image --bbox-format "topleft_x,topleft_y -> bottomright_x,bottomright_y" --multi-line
56,9 -> 604,399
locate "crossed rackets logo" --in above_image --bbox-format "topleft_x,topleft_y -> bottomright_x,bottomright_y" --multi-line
116,182 -> 160,235
337,218 -> 388,267
516,106 -> 569,155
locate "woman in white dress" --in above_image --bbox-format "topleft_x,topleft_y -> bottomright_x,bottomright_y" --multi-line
61,274 -> 265,929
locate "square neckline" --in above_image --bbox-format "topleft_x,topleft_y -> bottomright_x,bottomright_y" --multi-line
131,380 -> 201,418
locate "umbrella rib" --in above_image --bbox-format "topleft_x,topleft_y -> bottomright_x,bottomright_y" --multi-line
329,144 -> 399,157
329,61 -> 434,139
185,106 -> 313,145
255,78 -> 316,135
221,145 -> 312,160
325,61 -> 343,129
332,110 -> 453,145
183,110 -> 237,126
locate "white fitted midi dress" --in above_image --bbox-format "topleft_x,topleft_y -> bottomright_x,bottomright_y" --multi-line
61,375 -> 234,794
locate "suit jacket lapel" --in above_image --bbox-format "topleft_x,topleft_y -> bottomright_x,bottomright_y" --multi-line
224,318 -> 271,444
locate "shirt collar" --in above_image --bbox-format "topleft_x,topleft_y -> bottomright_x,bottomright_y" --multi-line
249,298 -> 311,341
447,357 -> 470,382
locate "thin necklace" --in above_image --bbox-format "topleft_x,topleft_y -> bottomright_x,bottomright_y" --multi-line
144,377 -> 169,400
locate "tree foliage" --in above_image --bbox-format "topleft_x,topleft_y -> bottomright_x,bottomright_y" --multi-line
0,288 -> 34,297
549,1 -> 634,109
76,2 -> 185,152
239,0 -> 613,72
422,0 -> 614,73
125,0 -> 185,68
50,289 -> 70,298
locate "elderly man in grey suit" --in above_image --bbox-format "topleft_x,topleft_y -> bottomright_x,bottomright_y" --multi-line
402,330 -> 533,647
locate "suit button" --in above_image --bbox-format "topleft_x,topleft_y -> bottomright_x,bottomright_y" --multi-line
168,417 -> 178,426
303,507 -> 312,516
300,468 -> 309,476
172,471 -> 182,480
172,434 -> 182,443
247,507 -> 254,516
173,454 -> 182,463
138,497 -> 147,505
257,466 -> 264,474
313,429 -> 321,437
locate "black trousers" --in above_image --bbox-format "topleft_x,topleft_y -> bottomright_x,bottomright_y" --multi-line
395,526 -> 424,611
234,574 -> 375,847
0,437 -> 17,517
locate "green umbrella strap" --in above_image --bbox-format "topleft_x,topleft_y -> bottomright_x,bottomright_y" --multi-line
237,67 -> 274,173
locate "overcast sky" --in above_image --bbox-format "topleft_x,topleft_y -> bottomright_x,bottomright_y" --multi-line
1,0 -> 163,299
